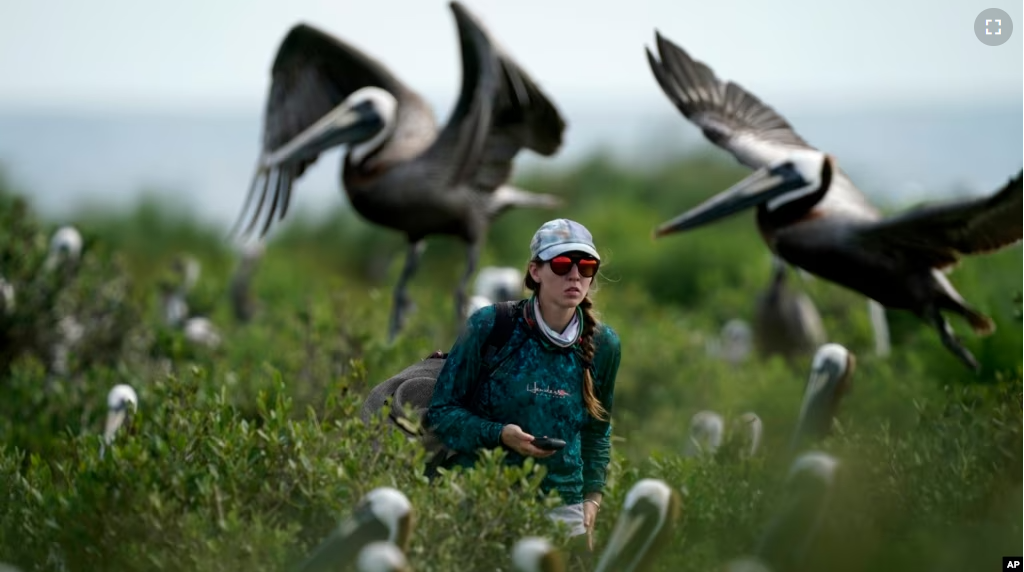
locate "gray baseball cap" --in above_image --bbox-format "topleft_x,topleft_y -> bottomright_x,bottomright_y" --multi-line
529,218 -> 600,261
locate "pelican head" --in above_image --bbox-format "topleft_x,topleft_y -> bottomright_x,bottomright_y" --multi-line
103,384 -> 138,449
512,537 -> 566,572
0,276 -> 14,315
44,225 -> 83,271
755,451 -> 839,569
684,410 -> 725,457
721,319 -> 753,365
594,479 -> 682,572
355,541 -> 411,572
720,557 -> 772,572
183,317 -> 221,349
789,343 -> 855,452
296,487 -> 414,572
172,254 -> 202,293
732,412 -> 763,459
654,150 -> 834,238
474,267 -> 524,302
464,295 -> 492,320
265,86 -> 398,170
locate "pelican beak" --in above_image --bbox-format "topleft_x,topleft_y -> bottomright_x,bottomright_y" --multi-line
103,409 -> 127,445
653,161 -> 810,238
294,502 -> 391,572
263,99 -> 384,168
594,507 -> 648,572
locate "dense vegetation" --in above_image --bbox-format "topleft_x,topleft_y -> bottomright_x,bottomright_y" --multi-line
0,153 -> 1020,572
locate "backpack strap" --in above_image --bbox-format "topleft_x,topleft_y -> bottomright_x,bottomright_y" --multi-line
481,300 -> 519,363
465,300 -> 520,408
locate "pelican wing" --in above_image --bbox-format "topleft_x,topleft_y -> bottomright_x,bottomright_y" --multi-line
233,24 -> 417,238
466,49 -> 566,193
421,2 -> 565,194
856,170 -> 1023,268
645,32 -> 813,170
262,24 -> 410,164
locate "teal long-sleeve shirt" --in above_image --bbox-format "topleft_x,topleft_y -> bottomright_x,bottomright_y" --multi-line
425,301 -> 621,505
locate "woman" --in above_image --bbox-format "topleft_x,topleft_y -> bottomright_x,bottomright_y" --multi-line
426,218 -> 621,549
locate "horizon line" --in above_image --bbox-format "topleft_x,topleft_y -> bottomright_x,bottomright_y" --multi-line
0,90 -> 1020,117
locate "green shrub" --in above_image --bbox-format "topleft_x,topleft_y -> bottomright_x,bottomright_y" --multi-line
0,155 -> 1019,571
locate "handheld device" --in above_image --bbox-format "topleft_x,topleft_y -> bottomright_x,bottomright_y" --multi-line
531,436 -> 567,451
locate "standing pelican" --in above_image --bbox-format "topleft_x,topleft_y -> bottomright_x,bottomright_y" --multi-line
646,33 -> 1023,371
473,266 -> 524,302
753,452 -> 840,571
684,410 -> 725,458
731,412 -> 763,459
753,257 -> 826,361
594,478 -> 682,572
101,383 -> 138,459
44,225 -> 82,273
0,276 -> 14,316
512,537 -> 566,572
235,2 -> 565,341
295,487 -> 413,572
720,452 -> 840,572
789,344 -> 855,453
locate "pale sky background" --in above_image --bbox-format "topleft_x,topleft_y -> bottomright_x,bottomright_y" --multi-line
1,0 -> 1020,110
0,0 -> 1020,227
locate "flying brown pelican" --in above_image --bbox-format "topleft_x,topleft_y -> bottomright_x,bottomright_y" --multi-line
646,33 -> 1023,372
594,478 -> 682,572
512,537 -> 566,572
294,487 -> 413,572
789,344 -> 855,453
754,257 -> 826,362
234,2 -> 565,341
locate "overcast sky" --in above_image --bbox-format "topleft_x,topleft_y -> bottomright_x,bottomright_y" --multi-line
1,0 -> 1020,112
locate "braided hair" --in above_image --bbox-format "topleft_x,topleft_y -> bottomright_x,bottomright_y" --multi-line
525,267 -> 609,421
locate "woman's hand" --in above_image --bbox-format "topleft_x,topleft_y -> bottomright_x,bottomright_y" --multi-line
583,494 -> 602,551
500,424 -> 557,458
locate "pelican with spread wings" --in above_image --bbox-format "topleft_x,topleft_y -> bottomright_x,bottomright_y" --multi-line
646,32 -> 1022,372
234,2 -> 565,341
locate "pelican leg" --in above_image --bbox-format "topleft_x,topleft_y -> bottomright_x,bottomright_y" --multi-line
924,306 -> 979,372
388,240 -> 426,343
454,240 -> 483,329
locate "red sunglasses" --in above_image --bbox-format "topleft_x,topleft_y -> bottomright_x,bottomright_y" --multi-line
548,254 -> 600,278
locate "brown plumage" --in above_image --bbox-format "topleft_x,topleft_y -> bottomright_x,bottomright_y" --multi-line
753,258 -> 827,362
234,2 -> 566,341
647,31 -> 1022,372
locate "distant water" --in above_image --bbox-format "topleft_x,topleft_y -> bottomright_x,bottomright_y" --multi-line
0,97 -> 1019,229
